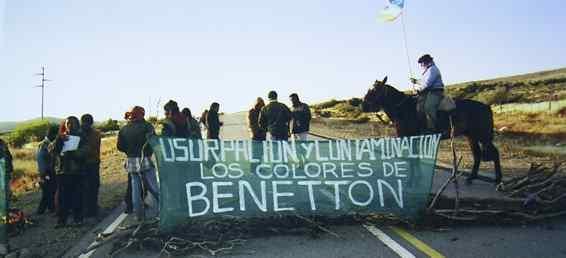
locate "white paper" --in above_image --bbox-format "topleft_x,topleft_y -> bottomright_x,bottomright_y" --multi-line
61,135 -> 81,153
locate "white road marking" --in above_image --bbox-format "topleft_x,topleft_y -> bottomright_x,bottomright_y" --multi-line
79,212 -> 128,258
363,224 -> 416,258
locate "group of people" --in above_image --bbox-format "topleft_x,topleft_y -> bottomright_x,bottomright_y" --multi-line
0,90 -> 313,226
0,53 -> 445,231
34,114 -> 102,228
0,53 -> 444,229
115,91 -> 312,220
248,91 -> 311,141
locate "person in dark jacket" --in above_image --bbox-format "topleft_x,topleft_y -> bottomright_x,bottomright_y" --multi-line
0,139 -> 13,177
289,93 -> 311,141
81,114 -> 102,218
0,138 -> 13,213
182,108 -> 203,139
36,124 -> 58,214
0,138 -> 12,254
161,100 -> 192,138
259,91 -> 292,141
247,98 -> 266,175
118,106 -> 160,221
206,103 -> 223,139
248,98 -> 266,141
50,116 -> 88,227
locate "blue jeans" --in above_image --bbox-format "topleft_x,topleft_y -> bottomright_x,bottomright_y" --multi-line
130,168 -> 160,220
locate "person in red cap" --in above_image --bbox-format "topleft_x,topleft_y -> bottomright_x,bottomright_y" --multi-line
117,106 -> 160,220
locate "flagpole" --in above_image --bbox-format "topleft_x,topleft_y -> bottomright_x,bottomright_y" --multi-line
379,0 -> 415,89
401,13 -> 413,77
399,2 -> 417,90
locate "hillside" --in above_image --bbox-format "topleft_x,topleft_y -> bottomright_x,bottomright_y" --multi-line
446,67 -> 566,105
313,67 -> 566,115
0,117 -> 62,133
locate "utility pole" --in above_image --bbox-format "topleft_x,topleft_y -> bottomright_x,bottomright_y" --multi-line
35,66 -> 50,120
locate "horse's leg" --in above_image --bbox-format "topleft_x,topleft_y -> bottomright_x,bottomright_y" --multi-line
466,137 -> 482,184
483,142 -> 502,184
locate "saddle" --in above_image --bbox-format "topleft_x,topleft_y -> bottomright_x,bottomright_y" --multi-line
438,95 -> 456,112
417,95 -> 458,137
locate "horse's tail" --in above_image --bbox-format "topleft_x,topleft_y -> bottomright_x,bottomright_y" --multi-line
485,104 -> 495,141
481,105 -> 498,161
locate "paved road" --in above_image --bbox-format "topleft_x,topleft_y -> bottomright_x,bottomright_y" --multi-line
81,112 -> 566,258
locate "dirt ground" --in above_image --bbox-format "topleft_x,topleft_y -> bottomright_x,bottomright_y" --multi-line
310,118 -> 565,178
7,136 -> 128,258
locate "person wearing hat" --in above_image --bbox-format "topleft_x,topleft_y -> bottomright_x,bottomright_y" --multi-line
410,54 -> 445,132
117,106 -> 160,221
259,91 -> 292,141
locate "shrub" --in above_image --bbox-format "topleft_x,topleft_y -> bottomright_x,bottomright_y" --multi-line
312,99 -> 342,109
348,98 -> 363,107
319,111 -> 332,118
6,120 -> 56,147
477,88 -> 508,105
147,116 -> 159,125
351,115 -> 370,124
97,119 -> 120,132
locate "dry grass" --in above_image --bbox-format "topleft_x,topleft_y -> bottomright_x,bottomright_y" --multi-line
97,136 -> 128,209
494,111 -> 566,139
10,147 -> 40,195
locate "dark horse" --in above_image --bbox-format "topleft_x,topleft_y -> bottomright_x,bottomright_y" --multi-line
362,76 -> 502,184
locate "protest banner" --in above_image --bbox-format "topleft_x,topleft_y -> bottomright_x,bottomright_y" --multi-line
149,135 -> 440,230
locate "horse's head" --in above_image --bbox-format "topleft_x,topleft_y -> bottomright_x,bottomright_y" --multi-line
362,76 -> 389,112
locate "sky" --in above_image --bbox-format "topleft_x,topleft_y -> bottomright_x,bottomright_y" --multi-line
0,0 -> 565,121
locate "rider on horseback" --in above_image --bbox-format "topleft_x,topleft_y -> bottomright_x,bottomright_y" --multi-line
410,54 -> 445,132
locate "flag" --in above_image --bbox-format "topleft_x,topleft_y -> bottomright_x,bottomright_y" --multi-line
378,0 -> 404,22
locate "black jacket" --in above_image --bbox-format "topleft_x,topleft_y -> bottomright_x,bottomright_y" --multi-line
51,132 -> 89,176
206,111 -> 222,139
259,100 -> 292,138
248,107 -> 266,140
117,120 -> 155,158
291,102 -> 311,134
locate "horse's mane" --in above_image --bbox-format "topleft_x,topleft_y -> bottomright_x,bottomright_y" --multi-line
381,84 -> 414,107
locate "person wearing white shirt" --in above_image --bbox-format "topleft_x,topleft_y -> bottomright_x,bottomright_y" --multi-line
410,54 -> 445,131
